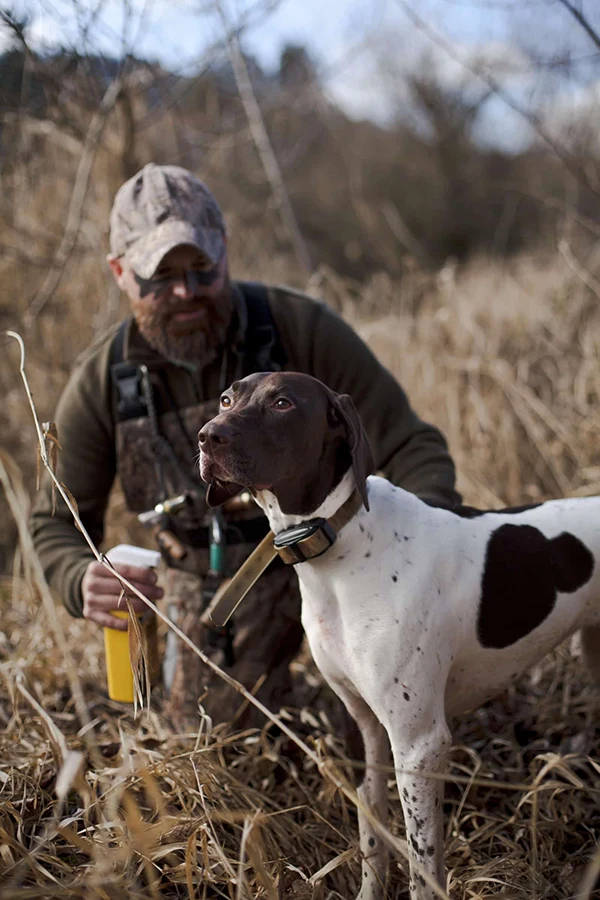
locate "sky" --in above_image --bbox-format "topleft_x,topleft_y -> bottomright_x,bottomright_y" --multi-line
3,0 -> 600,151
5,0 -> 523,79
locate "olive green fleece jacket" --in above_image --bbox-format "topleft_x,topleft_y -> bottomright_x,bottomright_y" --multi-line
30,283 -> 460,617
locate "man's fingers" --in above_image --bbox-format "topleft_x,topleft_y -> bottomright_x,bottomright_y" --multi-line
85,573 -> 163,601
107,563 -> 160,585
84,596 -> 150,626
87,610 -> 130,631
82,559 -> 163,629
113,580 -> 163,602
110,592 -> 153,613
86,593 -> 153,614
87,561 -> 160,586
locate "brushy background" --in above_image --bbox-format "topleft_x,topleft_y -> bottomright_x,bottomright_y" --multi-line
2,4 -> 600,896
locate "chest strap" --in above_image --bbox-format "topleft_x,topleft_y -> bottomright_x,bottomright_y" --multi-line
201,488 -> 364,629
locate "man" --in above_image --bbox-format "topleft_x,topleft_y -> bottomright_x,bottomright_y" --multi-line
31,163 -> 460,729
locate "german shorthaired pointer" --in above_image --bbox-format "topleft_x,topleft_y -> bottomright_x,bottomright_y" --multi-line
198,371 -> 600,900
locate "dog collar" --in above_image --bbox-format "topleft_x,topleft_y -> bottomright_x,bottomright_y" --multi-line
200,488 -> 364,629
272,488 -> 364,565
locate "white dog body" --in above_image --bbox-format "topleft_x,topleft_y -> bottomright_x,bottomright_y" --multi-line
198,371 -> 600,900
255,472 -> 600,899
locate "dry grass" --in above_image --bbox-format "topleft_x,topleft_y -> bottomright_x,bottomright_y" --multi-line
0,579 -> 599,898
3,244 -> 600,897
3,54 -> 600,896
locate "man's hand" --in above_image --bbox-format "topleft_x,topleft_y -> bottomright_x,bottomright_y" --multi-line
82,560 -> 164,630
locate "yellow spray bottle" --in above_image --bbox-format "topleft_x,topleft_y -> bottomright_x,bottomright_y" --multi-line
103,544 -> 161,702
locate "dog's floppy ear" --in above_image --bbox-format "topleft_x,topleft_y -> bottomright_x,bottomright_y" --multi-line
205,479 -> 244,508
330,393 -> 374,512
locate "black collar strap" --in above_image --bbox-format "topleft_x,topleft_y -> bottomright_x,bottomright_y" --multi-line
273,488 -> 364,565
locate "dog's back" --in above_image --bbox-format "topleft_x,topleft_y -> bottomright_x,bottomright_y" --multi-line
296,478 -> 600,719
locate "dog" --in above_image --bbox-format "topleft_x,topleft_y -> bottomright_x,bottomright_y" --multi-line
198,371 -> 600,900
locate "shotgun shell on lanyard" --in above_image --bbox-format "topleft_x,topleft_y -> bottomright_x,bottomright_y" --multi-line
103,544 -> 161,702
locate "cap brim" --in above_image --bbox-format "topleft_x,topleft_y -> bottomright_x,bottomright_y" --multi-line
123,220 -> 224,279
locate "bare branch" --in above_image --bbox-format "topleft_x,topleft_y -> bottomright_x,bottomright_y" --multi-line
23,76 -> 124,325
214,0 -> 313,275
395,0 -> 600,196
0,8 -> 30,50
556,0 -> 600,53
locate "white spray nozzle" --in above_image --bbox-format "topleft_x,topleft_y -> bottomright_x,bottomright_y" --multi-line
105,544 -> 161,568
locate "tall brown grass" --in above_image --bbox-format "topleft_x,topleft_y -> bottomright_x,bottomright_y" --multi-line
2,241 -> 600,896
3,31 -> 600,892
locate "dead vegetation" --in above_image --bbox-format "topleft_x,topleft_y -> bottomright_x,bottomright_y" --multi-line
2,7 -> 600,893
2,250 -> 600,897
0,558 -> 599,898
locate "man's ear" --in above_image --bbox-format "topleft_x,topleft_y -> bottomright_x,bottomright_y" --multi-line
205,479 -> 244,508
330,393 -> 374,512
107,254 -> 126,287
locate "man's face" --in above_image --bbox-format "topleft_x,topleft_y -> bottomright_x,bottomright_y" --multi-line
109,243 -> 233,365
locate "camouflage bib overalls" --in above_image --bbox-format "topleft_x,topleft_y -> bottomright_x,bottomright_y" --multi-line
110,285 -> 303,729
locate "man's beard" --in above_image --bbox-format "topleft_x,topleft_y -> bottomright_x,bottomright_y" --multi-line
132,285 -> 233,366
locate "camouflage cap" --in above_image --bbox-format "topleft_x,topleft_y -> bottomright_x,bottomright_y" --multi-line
109,163 -> 226,278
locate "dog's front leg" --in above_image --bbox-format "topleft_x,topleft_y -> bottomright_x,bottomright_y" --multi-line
334,689 -> 389,900
356,711 -> 389,900
389,719 -> 450,900
581,624 -> 600,684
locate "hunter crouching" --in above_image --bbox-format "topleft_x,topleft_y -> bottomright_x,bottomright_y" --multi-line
30,163 -> 459,730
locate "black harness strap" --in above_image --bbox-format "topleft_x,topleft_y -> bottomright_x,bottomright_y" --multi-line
237,282 -> 287,375
109,322 -> 147,421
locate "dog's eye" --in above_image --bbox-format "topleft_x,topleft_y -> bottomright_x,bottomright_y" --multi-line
220,395 -> 232,408
274,397 -> 291,409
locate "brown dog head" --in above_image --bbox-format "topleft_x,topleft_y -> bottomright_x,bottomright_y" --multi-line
198,373 -> 374,515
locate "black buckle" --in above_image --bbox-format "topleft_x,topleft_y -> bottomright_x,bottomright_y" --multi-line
273,518 -> 336,564
111,362 -> 148,420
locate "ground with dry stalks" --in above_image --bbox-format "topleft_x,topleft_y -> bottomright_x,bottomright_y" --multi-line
2,252 -> 600,898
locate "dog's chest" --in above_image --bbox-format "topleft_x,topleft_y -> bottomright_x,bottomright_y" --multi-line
299,576 -> 355,687
296,540 -> 433,704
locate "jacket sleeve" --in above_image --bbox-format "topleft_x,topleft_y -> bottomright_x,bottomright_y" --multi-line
29,339 -> 117,617
270,289 -> 461,508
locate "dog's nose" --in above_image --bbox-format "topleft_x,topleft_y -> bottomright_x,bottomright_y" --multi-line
198,421 -> 232,447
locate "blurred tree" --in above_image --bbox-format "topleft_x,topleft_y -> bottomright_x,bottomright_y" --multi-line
279,44 -> 318,89
407,66 -> 493,259
0,10 -> 46,119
